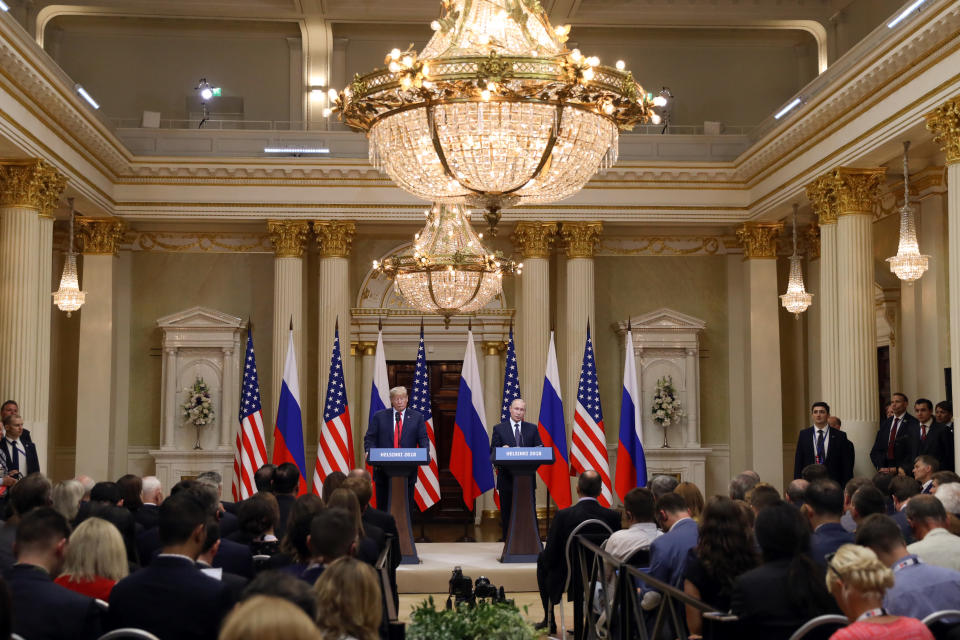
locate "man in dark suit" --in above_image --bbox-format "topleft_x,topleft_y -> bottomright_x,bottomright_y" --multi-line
536,470 -> 621,638
8,507 -> 102,640
108,489 -> 235,639
196,521 -> 248,602
889,475 -> 921,543
912,455 -> 938,495
0,400 -> 32,447
828,416 -> 856,484
802,479 -> 854,565
870,392 -> 920,476
136,475 -> 163,530
363,386 -> 429,509
639,493 -> 699,612
0,415 -> 40,477
794,402 -> 851,485
915,398 -> 955,472
490,398 -> 543,540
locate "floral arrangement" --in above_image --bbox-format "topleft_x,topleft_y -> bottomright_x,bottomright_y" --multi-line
407,596 -> 535,640
651,376 -> 684,427
182,377 -> 215,428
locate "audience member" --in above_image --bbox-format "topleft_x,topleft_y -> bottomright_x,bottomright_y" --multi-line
683,496 -> 758,636
730,503 -> 838,640
0,473 -> 52,573
800,463 -> 830,483
825,543 -> 933,640
77,481 -> 139,565
254,464 -> 277,493
935,481 -> 960,518
107,489 -> 235,639
802,480 -> 853,566
603,487 -> 660,561
640,492 -> 699,612
827,415 -> 857,484
888,475 -> 921,543
116,473 -> 143,513
905,494 -> 960,571
931,470 -> 960,491
794,402 -> 852,485
728,472 -> 759,501
345,469 -> 400,607
273,494 -> 325,574
1,414 -> 40,476
197,470 -> 239,537
54,517 -> 128,600
51,479 -> 84,523
745,483 -> 782,514
674,481 -> 704,521
871,472 -> 896,514
855,513 -> 960,620
321,471 -> 347,504
197,520 -> 249,602
870,392 -> 920,476
649,474 -> 679,500
325,488 -> 381,566
273,463 -> 301,540
75,475 -> 95,502
8,507 -> 102,640
785,478 -> 808,507
230,491 -> 281,556
137,475 -> 163,529
916,397 -> 954,472
935,400 -> 953,433
313,557 -> 381,640
851,486 -> 886,526
302,507 -> 357,584
220,595 -> 321,640
913,455 -> 938,494
841,477 -> 871,532
241,570 -> 317,619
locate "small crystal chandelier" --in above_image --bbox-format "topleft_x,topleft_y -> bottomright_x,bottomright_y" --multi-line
373,203 -> 521,326
332,0 -> 661,234
780,203 -> 813,318
887,141 -> 929,283
52,198 -> 86,317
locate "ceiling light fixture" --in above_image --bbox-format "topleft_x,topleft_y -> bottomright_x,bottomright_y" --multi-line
52,198 -> 86,317
0,1 -> 10,12
263,147 -> 330,154
888,0 -> 926,28
887,140 -> 929,283
780,203 -> 813,317
75,85 -> 100,109
774,97 -> 802,120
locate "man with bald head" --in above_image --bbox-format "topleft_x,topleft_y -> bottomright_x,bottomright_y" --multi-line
490,398 -> 543,540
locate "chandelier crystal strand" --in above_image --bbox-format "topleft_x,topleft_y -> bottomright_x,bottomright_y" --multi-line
780,203 -> 813,317
374,203 -> 520,326
334,0 -> 660,234
52,197 -> 86,317
887,140 -> 929,283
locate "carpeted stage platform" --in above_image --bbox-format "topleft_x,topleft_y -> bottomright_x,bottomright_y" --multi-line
396,542 -> 538,593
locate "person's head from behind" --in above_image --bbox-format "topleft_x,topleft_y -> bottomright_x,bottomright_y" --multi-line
274,463 -> 301,496
786,479 -> 809,507
654,492 -> 690,530
905,494 -> 948,541
872,471 -> 895,498
13,507 -> 71,575
622,487 -> 656,525
696,496 -> 758,578
854,514 -> 906,566
141,475 -> 163,505
220,595 -> 320,640
341,476 -> 373,512
255,464 -> 277,493
935,482 -> 960,517
576,470 -> 603,499
196,471 -> 224,500
824,544 -> 894,620
313,557 -> 382,640
674,482 -> 704,520
745,483 -> 782,514
308,508 -> 356,563
9,473 -> 52,517
843,477 -> 871,512
801,464 -> 829,483
802,480 -> 844,525
888,476 -> 920,510
90,481 -> 122,506
241,570 -> 317,619
116,474 -> 143,511
61,517 -> 129,582
754,501 -> 810,562
828,416 -> 842,430
321,471 -> 346,504
649,474 -> 679,500
326,489 -> 365,538
851,486 -> 886,523
728,473 -> 758,501
281,494 -> 325,563
158,490 -> 211,559
238,491 -> 281,538
931,471 -> 960,491
51,479 -> 85,522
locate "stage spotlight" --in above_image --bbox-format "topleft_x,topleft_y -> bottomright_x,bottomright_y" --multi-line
0,1 -> 9,12
195,78 -> 221,129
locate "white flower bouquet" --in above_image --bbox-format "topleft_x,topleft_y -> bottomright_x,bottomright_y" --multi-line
651,376 -> 684,447
182,377 -> 215,449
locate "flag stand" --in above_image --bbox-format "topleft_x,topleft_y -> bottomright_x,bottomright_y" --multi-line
415,519 -> 431,543
457,521 -> 476,542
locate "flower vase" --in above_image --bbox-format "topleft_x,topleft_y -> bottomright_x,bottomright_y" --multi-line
661,424 -> 670,448
194,426 -> 203,450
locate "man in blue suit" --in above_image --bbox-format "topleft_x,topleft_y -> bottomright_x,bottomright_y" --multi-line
363,386 -> 429,509
640,492 -> 699,609
794,402 -> 851,486
490,398 -> 543,540
802,479 -> 854,565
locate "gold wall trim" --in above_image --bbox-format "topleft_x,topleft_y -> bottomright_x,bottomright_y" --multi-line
124,231 -> 272,253
597,236 -> 727,256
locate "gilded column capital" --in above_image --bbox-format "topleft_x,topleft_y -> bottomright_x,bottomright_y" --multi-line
313,221 -> 356,257
267,220 -> 310,258
359,342 -> 377,356
925,97 -> 960,165
832,167 -> 885,216
805,223 -> 821,260
481,341 -> 504,356
76,217 -> 127,255
805,173 -> 839,225
0,159 -> 66,217
736,222 -> 783,259
559,221 -> 603,258
511,222 -> 557,259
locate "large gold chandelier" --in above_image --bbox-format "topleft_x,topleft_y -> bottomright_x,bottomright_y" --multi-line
332,0 -> 661,233
374,203 -> 520,325
887,141 -> 929,283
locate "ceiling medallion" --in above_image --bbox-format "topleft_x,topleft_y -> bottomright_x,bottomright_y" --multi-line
332,0 -> 662,234
887,141 -> 929,283
373,203 -> 521,326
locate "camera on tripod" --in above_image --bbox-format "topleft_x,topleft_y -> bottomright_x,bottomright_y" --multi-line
446,567 -> 513,609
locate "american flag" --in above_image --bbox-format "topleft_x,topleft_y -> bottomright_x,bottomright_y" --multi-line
570,324 -> 613,506
313,321 -> 354,494
412,323 -> 441,510
232,328 -> 268,501
500,324 -> 521,421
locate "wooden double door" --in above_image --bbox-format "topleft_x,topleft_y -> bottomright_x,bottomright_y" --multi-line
387,360 -> 473,525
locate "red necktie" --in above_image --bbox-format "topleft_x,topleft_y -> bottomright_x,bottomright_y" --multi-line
394,412 -> 402,448
922,424 -> 927,441
887,417 -> 899,460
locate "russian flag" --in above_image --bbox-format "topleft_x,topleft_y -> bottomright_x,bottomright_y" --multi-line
272,328 -> 307,496
615,325 -> 647,499
449,328 -> 495,509
538,332 -> 572,509
366,329 -> 389,507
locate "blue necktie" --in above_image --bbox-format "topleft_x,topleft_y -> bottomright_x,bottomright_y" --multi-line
816,430 -> 825,465
8,440 -> 19,472
514,423 -> 522,447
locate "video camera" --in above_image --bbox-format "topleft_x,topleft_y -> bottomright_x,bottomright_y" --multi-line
446,567 -> 513,609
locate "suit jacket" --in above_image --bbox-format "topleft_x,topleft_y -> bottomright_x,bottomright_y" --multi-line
135,503 -> 160,530
892,508 -> 916,544
793,426 -> 851,484
8,563 -> 102,640
0,437 -> 40,476
219,509 -> 240,538
543,498 -> 621,602
870,413 -> 921,475
918,422 -> 955,471
196,560 -> 249,602
490,419 -> 543,493
363,507 -> 401,570
644,517 -> 699,592
138,529 -> 253,578
108,555 -> 234,640
364,408 -> 429,453
810,522 -> 855,566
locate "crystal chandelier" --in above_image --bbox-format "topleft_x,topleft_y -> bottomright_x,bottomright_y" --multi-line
887,141 -> 929,283
780,204 -> 813,318
332,0 -> 661,234
373,203 -> 521,325
52,197 -> 86,317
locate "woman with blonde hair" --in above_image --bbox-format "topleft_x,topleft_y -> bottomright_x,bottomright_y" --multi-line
54,517 -> 128,600
674,481 -> 705,521
825,544 -> 933,640
51,479 -> 85,523
314,557 -> 381,640
219,595 -> 320,640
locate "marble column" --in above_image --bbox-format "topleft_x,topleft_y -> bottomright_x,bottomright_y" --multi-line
0,160 -> 65,471
268,220 -> 309,427
74,216 -> 126,480
314,221 -> 356,462
736,222 -> 785,487
833,167 -> 885,476
511,222 -> 557,424
805,224 -> 822,403
926,98 -> 960,473
559,221 -> 602,437
482,340 -> 503,516
806,176 -> 839,407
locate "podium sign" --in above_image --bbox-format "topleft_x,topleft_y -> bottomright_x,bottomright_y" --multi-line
368,448 -> 429,564
493,446 -> 554,562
